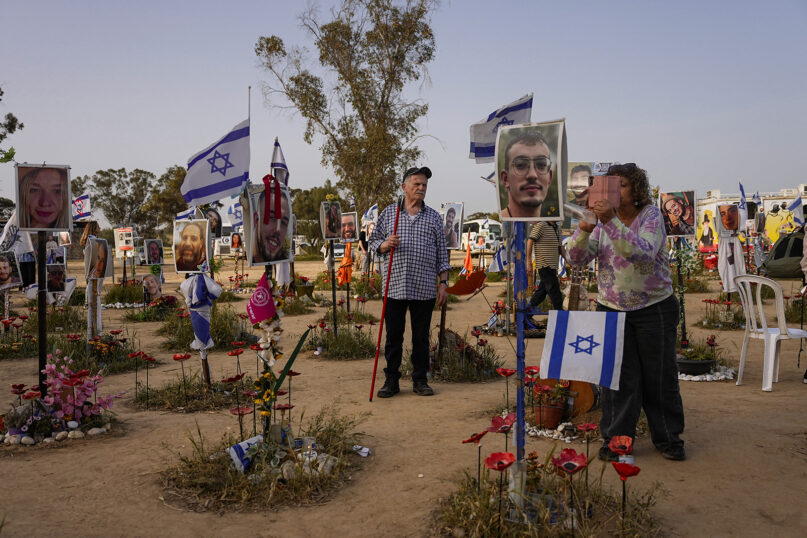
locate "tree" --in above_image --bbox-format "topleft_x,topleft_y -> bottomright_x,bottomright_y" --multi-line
255,0 -> 437,212
75,168 -> 159,235
142,165 -> 188,236
0,197 -> 15,221
0,86 -> 24,163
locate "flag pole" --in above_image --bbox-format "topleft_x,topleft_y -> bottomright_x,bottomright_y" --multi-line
369,197 -> 403,401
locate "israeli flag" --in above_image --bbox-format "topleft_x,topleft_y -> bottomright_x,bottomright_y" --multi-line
752,191 -> 762,206
180,274 -> 222,351
349,195 -> 356,208
788,196 -> 804,227
738,182 -> 748,230
487,246 -> 507,273
227,201 -> 243,227
469,94 -> 533,163
176,207 -> 197,221
71,194 -> 92,221
271,137 -> 289,185
362,204 -> 378,225
182,119 -> 250,206
539,310 -> 626,390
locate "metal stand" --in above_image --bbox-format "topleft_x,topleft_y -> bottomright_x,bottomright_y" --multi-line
36,231 -> 48,395
328,240 -> 338,336
676,238 -> 688,348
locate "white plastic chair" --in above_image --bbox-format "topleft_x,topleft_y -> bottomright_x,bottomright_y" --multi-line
733,274 -> 807,391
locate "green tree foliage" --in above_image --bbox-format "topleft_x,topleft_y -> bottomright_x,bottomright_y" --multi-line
255,0 -> 437,212
0,86 -> 24,163
75,168 -> 159,234
0,197 -> 15,221
142,165 -> 188,236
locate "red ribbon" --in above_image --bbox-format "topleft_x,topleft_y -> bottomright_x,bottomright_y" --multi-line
261,174 -> 282,225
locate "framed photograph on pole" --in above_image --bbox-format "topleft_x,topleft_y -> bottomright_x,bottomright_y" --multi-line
15,163 -> 73,232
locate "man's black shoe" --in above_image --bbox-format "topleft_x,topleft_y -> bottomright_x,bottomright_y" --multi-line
598,446 -> 619,462
661,445 -> 686,461
376,380 -> 400,398
413,381 -> 435,396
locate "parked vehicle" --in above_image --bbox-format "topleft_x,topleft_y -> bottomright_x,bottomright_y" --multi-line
461,219 -> 502,254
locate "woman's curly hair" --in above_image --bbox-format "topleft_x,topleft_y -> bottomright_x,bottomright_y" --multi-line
607,163 -> 652,208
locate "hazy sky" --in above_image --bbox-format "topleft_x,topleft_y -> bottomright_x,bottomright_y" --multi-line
2,0 -> 805,219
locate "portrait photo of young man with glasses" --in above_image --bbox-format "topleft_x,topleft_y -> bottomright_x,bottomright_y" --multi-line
495,121 -> 565,221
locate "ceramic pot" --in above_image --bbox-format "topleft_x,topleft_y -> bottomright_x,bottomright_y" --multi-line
533,404 -> 564,429
676,357 -> 716,375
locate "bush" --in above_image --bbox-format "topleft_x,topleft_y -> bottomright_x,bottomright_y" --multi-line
217,290 -> 245,303
124,295 -> 180,322
350,272 -> 382,299
157,304 -> 242,351
24,306 -> 85,333
160,406 -> 366,511
319,305 -> 378,325
405,329 -> 503,383
281,297 -> 315,316
104,283 -> 145,304
0,336 -> 39,360
67,287 -> 86,306
307,324 -> 377,360
133,370 -> 255,412
49,331 -> 146,376
785,296 -> 807,323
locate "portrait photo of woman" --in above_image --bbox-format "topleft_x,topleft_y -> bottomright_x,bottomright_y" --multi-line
321,201 -> 342,240
206,208 -> 223,238
230,232 -> 243,251
16,164 -> 72,231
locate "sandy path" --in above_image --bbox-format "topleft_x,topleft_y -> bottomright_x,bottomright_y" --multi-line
1,258 -> 806,536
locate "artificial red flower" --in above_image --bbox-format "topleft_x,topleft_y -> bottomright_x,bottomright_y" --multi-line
287,370 -> 301,377
238,313 -> 250,320
275,389 -> 288,396
242,389 -> 258,398
525,365 -> 540,377
307,324 -> 316,329
558,379 -> 570,388
1,319 -> 12,327
23,390 -> 41,400
485,451 -> 515,472
608,436 -> 633,455
612,462 -> 641,481
250,344 -> 262,351
142,355 -> 156,363
318,320 -> 327,328
231,341 -> 246,347
229,406 -> 254,416
496,367 -> 516,377
462,431 -> 487,445
369,320 -> 376,326
487,413 -> 516,434
18,315 -> 28,321
72,369 -> 91,379
221,373 -> 246,384
227,348 -> 245,357
471,329 -> 481,337
551,448 -> 587,475
109,329 -> 123,335
127,351 -> 143,359
477,339 -> 488,346
273,403 -> 294,411
355,324 -> 363,330
173,353 -> 192,361
577,423 -> 598,433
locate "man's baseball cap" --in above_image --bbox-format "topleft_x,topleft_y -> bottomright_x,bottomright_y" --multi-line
402,166 -> 432,181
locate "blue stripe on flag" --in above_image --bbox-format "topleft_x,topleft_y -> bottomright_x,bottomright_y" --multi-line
187,126 -> 250,170
469,143 -> 495,158
548,310 -> 569,379
182,172 -> 248,204
486,97 -> 533,122
600,312 -> 619,387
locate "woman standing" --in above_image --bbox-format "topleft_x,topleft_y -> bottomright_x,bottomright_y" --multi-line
566,163 -> 686,461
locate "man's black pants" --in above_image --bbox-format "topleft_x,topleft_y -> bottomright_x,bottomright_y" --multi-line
528,267 -> 564,311
383,298 -> 435,383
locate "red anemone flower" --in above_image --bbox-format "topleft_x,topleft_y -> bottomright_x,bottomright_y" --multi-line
487,413 -> 516,434
318,320 -> 327,328
1,319 -> 12,327
18,315 -> 28,321
242,389 -> 258,398
227,348 -> 245,357
369,320 -> 376,326
273,403 -> 294,411
127,351 -> 143,359
173,353 -> 192,361
231,341 -> 246,347
462,431 -> 487,445
287,370 -> 301,377
496,367 -> 516,378
608,436 -> 633,455
220,373 -> 246,384
109,329 -> 123,335
307,324 -> 316,329
525,366 -> 540,377
229,406 -> 254,416
23,390 -> 41,400
551,448 -> 587,475
355,324 -> 363,330
275,389 -> 288,396
11,384 -> 27,395
612,462 -> 641,481
250,344 -> 262,351
485,451 -> 515,472
471,329 -> 481,337
577,423 -> 598,433
142,355 -> 156,363
72,369 -> 91,379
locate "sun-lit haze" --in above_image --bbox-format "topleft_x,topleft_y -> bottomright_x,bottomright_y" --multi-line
2,0 -> 805,219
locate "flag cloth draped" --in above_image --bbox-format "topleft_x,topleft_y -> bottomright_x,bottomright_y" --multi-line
180,274 -> 222,351
182,118 -> 250,206
270,137 -> 289,185
752,191 -> 762,206
487,245 -> 507,273
539,310 -> 626,390
469,94 -> 533,163
362,204 -> 378,226
0,210 -> 35,259
337,242 -> 353,286
788,196 -> 804,227
71,194 -> 92,221
247,273 -> 276,325
460,233 -> 473,275
738,182 -> 748,230
176,207 -> 197,221
227,200 -> 243,227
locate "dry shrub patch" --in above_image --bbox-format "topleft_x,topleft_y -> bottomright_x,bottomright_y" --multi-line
133,372 -> 256,413
157,305 -> 242,350
307,324 -> 376,360
161,406 -> 366,511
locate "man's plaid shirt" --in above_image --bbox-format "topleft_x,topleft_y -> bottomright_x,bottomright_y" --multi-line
369,202 -> 451,300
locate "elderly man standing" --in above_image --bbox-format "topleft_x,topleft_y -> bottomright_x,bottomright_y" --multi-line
369,166 -> 451,397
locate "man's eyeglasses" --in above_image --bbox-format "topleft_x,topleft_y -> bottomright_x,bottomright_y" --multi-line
510,156 -> 551,175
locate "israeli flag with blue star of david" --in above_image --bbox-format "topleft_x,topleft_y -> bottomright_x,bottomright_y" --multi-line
469,94 -> 533,163
227,200 -> 243,227
540,310 -> 626,390
182,119 -> 250,206
71,194 -> 92,221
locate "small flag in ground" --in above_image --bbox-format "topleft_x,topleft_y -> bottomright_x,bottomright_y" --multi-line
362,204 -> 378,225
539,310 -> 626,390
182,119 -> 250,206
227,201 -> 243,227
469,94 -> 533,163
738,182 -> 748,230
487,246 -> 507,273
71,194 -> 92,221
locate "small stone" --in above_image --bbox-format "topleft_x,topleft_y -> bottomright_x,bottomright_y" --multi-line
280,461 -> 298,480
318,454 -> 338,475
103,422 -> 112,431
43,437 -> 55,444
5,434 -> 21,445
55,431 -> 69,441
87,427 -> 106,436
418,473 -> 424,478
21,436 -> 35,445
68,430 -> 85,439
67,420 -> 79,429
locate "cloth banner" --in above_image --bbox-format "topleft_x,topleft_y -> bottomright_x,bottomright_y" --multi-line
276,262 -> 291,288
487,245 -> 507,273
539,310 -> 626,390
71,194 -> 92,221
271,137 -> 289,186
247,273 -> 276,325
180,274 -> 222,351
469,94 -> 533,163
182,118 -> 250,206
0,210 -> 35,259
460,233 -> 473,275
337,242 -> 353,286
718,235 -> 746,293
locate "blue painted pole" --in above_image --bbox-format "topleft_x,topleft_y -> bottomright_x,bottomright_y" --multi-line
513,222 -> 527,462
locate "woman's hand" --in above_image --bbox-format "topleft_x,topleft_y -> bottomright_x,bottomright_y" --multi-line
590,200 -> 616,225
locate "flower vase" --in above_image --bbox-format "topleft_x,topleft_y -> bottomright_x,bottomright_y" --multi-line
534,404 -> 564,429
298,284 -> 315,299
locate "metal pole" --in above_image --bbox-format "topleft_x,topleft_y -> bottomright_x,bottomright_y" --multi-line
329,239 -> 338,336
436,300 -> 447,372
37,231 -> 47,395
676,238 -> 688,347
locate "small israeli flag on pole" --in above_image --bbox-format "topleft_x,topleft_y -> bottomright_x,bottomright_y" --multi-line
182,119 -> 250,206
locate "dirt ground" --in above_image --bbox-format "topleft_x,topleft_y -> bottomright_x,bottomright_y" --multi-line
1,254 -> 807,537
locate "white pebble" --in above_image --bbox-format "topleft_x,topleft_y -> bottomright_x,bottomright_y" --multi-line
87,427 -> 106,436
68,430 -> 85,439
43,437 -> 55,444
5,435 -> 21,445
67,420 -> 79,429
55,431 -> 69,441
21,436 -> 35,445
418,473 -> 424,478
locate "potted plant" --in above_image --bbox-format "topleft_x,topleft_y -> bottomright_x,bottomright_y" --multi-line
532,380 -> 570,429
676,335 -> 719,375
295,274 -> 315,298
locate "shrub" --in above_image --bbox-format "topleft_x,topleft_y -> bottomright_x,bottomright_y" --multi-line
217,290 -> 245,303
785,295 -> 807,323
405,329 -> 503,383
49,331 -> 146,376
124,295 -> 180,322
281,297 -> 315,316
320,303 -> 378,325
133,370 -> 255,412
104,283 -> 145,304
307,323 -> 376,360
23,306 -> 85,333
157,304 -> 242,351
350,272 -> 382,299
67,287 -> 86,306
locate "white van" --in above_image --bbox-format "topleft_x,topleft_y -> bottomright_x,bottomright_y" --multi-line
461,219 -> 502,254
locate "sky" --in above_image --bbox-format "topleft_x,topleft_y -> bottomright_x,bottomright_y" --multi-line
2,0 -> 806,221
